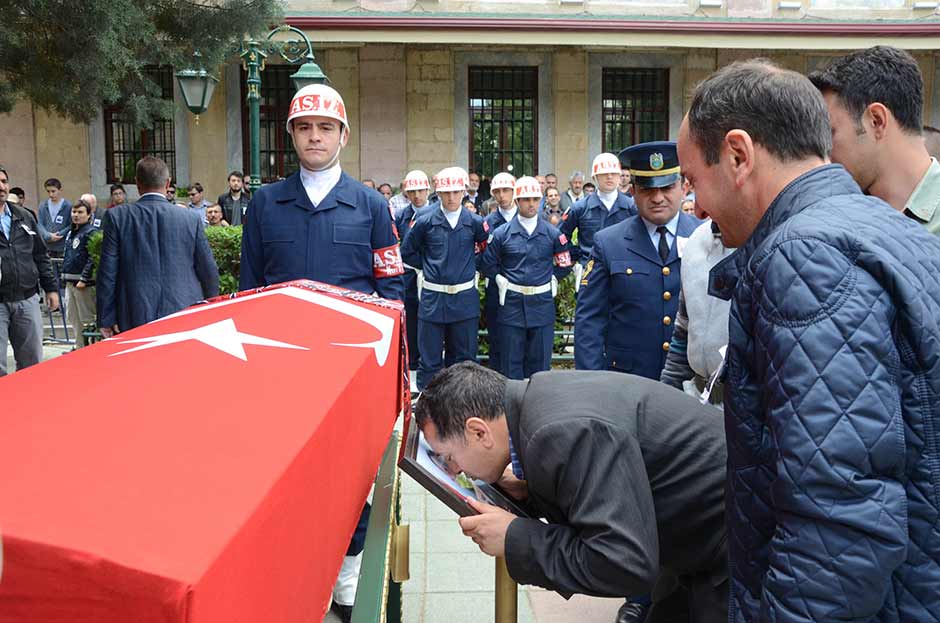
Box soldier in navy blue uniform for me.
[395,170,434,375]
[575,141,700,380]
[237,84,403,623]
[561,152,638,290]
[481,176,572,379]
[239,84,404,303]
[481,172,517,373]
[400,166,488,390]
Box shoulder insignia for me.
[559,233,568,246]
[483,220,490,232]
[581,259,594,286]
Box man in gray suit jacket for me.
[96,156,219,337]
[415,362,728,623]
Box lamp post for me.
[240,25,329,193]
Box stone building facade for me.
[2,0,939,205]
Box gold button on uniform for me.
[662,342,670,351]
[663,316,671,326]
[662,266,670,276]
[663,291,672,301]
[626,268,633,275]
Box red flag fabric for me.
[0,280,407,623]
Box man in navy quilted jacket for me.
[678,59,940,623]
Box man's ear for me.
[866,102,890,140]
[465,417,494,448]
[340,125,350,148]
[724,129,755,188]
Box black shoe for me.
[615,600,649,623]
[330,601,352,623]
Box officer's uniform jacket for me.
[480,217,572,328]
[574,212,699,379]
[395,202,432,302]
[239,170,404,301]
[560,191,636,263]
[61,220,99,285]
[399,207,487,324]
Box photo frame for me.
[398,413,529,518]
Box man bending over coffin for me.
[415,362,728,623]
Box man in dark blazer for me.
[96,156,219,337]
[575,141,701,379]
[415,362,728,623]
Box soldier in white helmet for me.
[560,153,637,291]
[395,170,434,375]
[237,83,404,623]
[480,176,572,379]
[400,167,489,390]
[481,172,517,373]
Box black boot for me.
[615,600,649,623]
[330,601,352,623]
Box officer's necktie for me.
[656,226,670,262]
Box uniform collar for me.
[642,210,680,238]
[508,214,546,237]
[904,157,940,224]
[586,191,631,213]
[276,169,357,213]
[431,205,471,227]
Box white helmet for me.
[490,172,516,191]
[286,84,349,133]
[513,176,542,200]
[591,152,621,177]
[402,170,430,192]
[435,167,469,193]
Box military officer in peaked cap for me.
[575,141,701,380]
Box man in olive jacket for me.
[416,362,728,623]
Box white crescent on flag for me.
[115,286,396,367]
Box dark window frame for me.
[468,66,538,179]
[240,64,298,183]
[103,66,177,184]
[601,68,670,154]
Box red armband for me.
[373,244,405,278]
[559,233,568,245]
[554,251,572,268]
[475,240,487,255]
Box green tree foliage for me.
[0,0,284,125]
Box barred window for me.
[469,67,538,179]
[241,65,298,183]
[601,68,669,154]
[104,66,176,184]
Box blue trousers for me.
[500,324,553,380]
[485,302,503,374]
[404,297,420,371]
[417,316,479,389]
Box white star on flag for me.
[109,318,309,361]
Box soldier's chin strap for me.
[310,144,344,172]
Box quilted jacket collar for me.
[708,164,855,301]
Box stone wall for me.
[0,100,39,204]
[359,44,408,186]
[406,48,456,177]
[33,107,91,205]
[187,73,230,202]
[322,48,362,179]
[552,50,589,182]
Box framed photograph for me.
[398,414,529,518]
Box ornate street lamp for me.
[174,51,219,124]
[241,25,329,192]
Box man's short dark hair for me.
[414,362,506,441]
[110,183,125,193]
[688,59,831,166]
[228,170,244,179]
[378,183,392,192]
[10,187,24,199]
[808,46,923,135]
[72,199,93,214]
[135,157,170,190]
[44,178,62,189]
[545,173,557,179]
[188,182,204,194]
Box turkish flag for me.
[0,280,407,623]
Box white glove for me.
[573,262,584,293]
[495,274,509,306]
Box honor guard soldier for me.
[481,177,572,379]
[574,141,700,380]
[481,172,517,373]
[561,152,637,291]
[239,83,404,302]
[400,167,489,390]
[237,83,403,623]
[395,170,434,375]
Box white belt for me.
[573,262,585,293]
[495,274,557,306]
[419,274,477,298]
[403,262,420,273]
